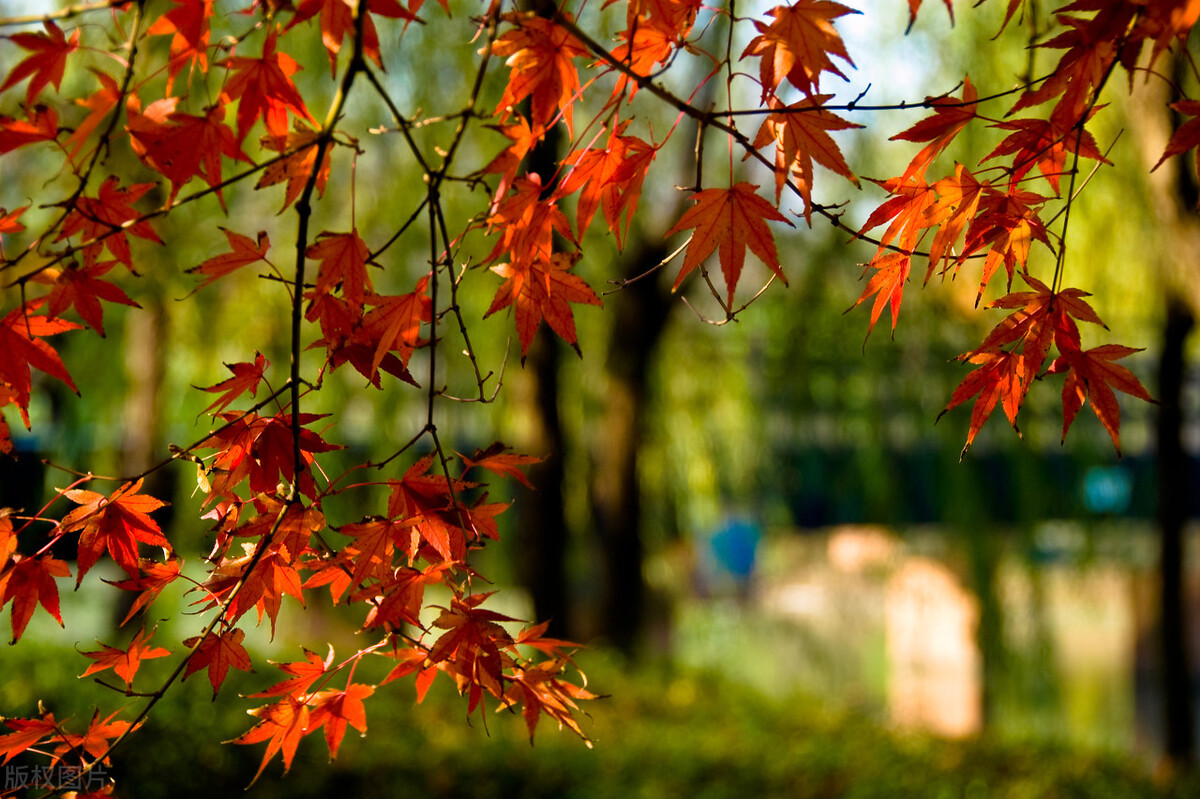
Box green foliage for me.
[4,639,1190,798]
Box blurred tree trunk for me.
[514,329,572,638]
[1137,51,1200,769]
[1158,294,1195,766]
[115,297,175,629]
[589,242,672,654]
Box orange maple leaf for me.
[890,76,976,180]
[559,125,657,247]
[146,0,214,92]
[0,553,71,644]
[491,14,588,134]
[0,105,58,154]
[249,646,334,698]
[59,478,170,583]
[183,627,254,698]
[63,69,121,163]
[485,252,602,356]
[306,683,375,759]
[79,626,171,688]
[1,20,79,105]
[106,557,182,626]
[850,251,910,340]
[228,695,311,785]
[0,712,61,764]
[741,1,857,100]
[52,709,139,765]
[752,95,861,216]
[666,183,793,305]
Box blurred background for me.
[4,0,1200,796]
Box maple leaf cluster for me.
[0,0,1193,792]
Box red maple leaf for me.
[482,116,545,205]
[127,98,251,207]
[186,228,272,291]
[1050,344,1155,453]
[200,352,271,415]
[200,543,304,634]
[609,18,678,102]
[856,174,937,253]
[358,563,452,630]
[0,105,59,154]
[0,204,27,262]
[40,260,140,336]
[459,442,540,489]
[960,186,1051,298]
[0,553,71,644]
[0,300,80,423]
[0,512,13,570]
[79,626,171,688]
[428,593,516,704]
[340,516,407,590]
[0,712,61,764]
[485,252,602,356]
[939,348,1025,455]
[56,176,163,269]
[59,478,170,583]
[484,174,575,270]
[924,164,988,279]
[218,27,315,144]
[307,230,375,312]
[741,1,857,100]
[666,183,793,305]
[182,627,254,698]
[986,106,1110,194]
[290,0,419,76]
[257,122,331,212]
[1153,99,1200,190]
[1,20,79,105]
[501,658,595,743]
[361,275,431,376]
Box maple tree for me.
[0,0,1193,793]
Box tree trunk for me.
[590,241,672,654]
[1158,294,1195,767]
[514,330,571,638]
